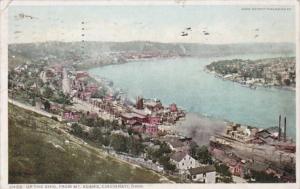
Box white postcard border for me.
[1,0,299,189]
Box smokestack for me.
[284,117,287,142]
[278,115,281,141]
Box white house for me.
[170,151,199,173]
[187,165,216,183]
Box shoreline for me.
[203,67,296,92]
[76,56,296,141]
[76,56,186,71]
[86,69,297,142]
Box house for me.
[136,96,144,109]
[223,158,244,177]
[246,137,265,144]
[144,99,163,111]
[63,111,81,122]
[52,65,63,75]
[87,112,98,119]
[131,125,145,133]
[147,116,161,125]
[162,136,189,152]
[121,112,147,125]
[169,103,178,112]
[78,91,92,101]
[187,165,216,183]
[76,71,89,79]
[266,167,282,178]
[256,129,271,139]
[266,126,280,138]
[144,123,158,136]
[210,148,226,161]
[131,107,149,117]
[49,102,62,114]
[85,84,98,94]
[45,68,55,78]
[170,151,199,173]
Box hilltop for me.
[8,41,295,70]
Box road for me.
[232,176,247,183]
[62,68,71,94]
[73,97,115,121]
[8,98,62,121]
[8,98,173,183]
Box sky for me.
[8,5,296,44]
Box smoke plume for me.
[175,113,226,145]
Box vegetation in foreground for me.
[8,104,164,183]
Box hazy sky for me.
[8,5,295,44]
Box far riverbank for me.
[87,56,296,139]
[203,67,296,92]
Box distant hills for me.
[8,41,295,68]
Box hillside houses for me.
[206,57,296,88]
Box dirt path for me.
[9,98,62,121]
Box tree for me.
[158,155,176,171]
[215,163,231,177]
[283,79,291,86]
[215,163,233,183]
[189,141,199,158]
[53,92,72,105]
[250,171,279,183]
[196,146,213,164]
[102,135,110,146]
[89,127,103,144]
[71,123,83,137]
[127,127,134,136]
[95,117,105,127]
[43,100,51,111]
[189,143,213,164]
[128,136,144,156]
[111,120,120,130]
[43,86,54,99]
[91,88,107,98]
[274,72,282,85]
[110,134,129,153]
[80,115,96,127]
[159,142,172,154]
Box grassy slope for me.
[9,104,163,183]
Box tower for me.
[284,117,287,142]
[278,115,281,141]
[136,96,144,109]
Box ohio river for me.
[89,54,296,139]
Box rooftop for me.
[170,151,188,162]
[121,112,146,119]
[131,108,149,116]
[161,136,185,149]
[188,165,216,175]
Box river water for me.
[88,54,296,139]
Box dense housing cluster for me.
[206,57,296,89]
